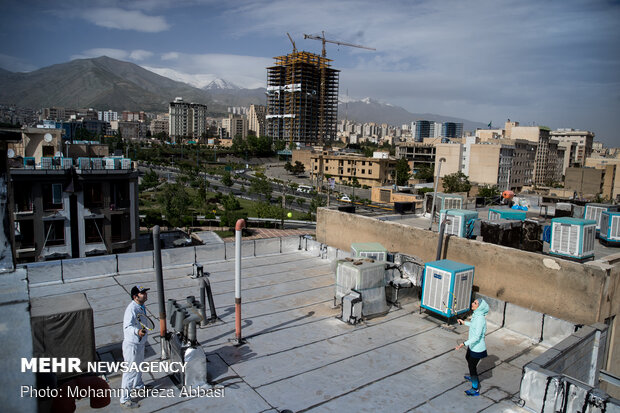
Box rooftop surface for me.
[27,247,545,412]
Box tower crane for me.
[303,31,375,57]
[286,32,297,53]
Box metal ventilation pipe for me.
[153,225,169,359]
[235,219,246,344]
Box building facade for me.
[396,142,436,173]
[248,104,266,137]
[310,153,396,187]
[550,129,594,166]
[168,97,208,141]
[221,114,248,140]
[11,158,139,263]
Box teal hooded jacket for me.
[464,299,489,353]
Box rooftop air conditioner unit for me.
[61,158,73,169]
[335,259,388,317]
[549,217,596,261]
[599,211,620,246]
[421,259,474,318]
[584,203,620,232]
[439,209,478,238]
[104,158,115,170]
[488,208,526,221]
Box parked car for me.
[339,195,351,202]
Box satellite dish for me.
[55,151,63,157]
[44,133,53,143]
[7,149,15,158]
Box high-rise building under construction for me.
[266,51,339,145]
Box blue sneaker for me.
[464,375,472,381]
[465,388,480,396]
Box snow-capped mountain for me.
[203,79,240,90]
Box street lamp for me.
[428,157,446,230]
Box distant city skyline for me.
[0,0,618,146]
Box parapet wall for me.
[316,207,620,384]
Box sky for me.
[0,0,619,145]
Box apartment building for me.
[149,114,169,136]
[222,114,248,139]
[168,97,208,141]
[248,104,266,137]
[585,156,620,201]
[550,129,594,165]
[310,152,396,187]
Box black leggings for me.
[466,349,481,378]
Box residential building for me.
[266,51,339,145]
[118,121,146,141]
[550,129,594,165]
[149,114,169,137]
[98,110,118,122]
[168,97,208,141]
[310,152,396,187]
[6,127,139,262]
[121,111,147,122]
[434,143,464,178]
[509,126,562,186]
[41,107,66,121]
[222,114,248,140]
[9,127,63,158]
[248,104,266,137]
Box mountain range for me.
[0,56,486,130]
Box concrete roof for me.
[21,246,548,412]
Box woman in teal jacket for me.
[455,298,489,396]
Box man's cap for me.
[131,285,150,297]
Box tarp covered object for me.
[30,293,96,379]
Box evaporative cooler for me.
[439,209,478,238]
[421,259,474,318]
[584,203,620,232]
[549,217,596,260]
[599,211,620,246]
[488,208,526,221]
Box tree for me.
[414,164,434,182]
[249,175,272,200]
[140,168,159,190]
[296,197,305,209]
[394,158,412,186]
[442,172,471,194]
[284,162,294,174]
[221,171,233,187]
[160,183,190,228]
[293,161,305,176]
[477,185,500,198]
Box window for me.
[44,220,65,246]
[83,183,103,208]
[111,182,130,209]
[14,184,33,212]
[85,219,104,244]
[111,214,130,242]
[16,220,35,249]
[43,184,63,210]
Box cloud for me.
[161,52,180,61]
[0,54,37,72]
[80,8,170,32]
[129,50,154,61]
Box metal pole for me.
[153,225,169,359]
[234,219,246,344]
[428,157,446,230]
[436,218,449,260]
